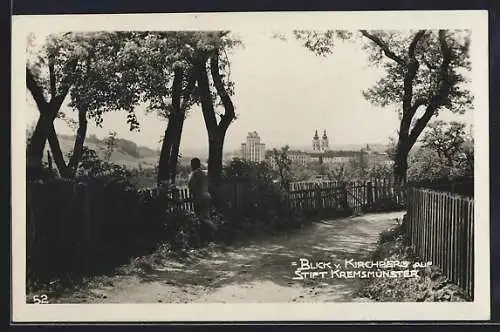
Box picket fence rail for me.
[138,177,406,216]
[404,187,474,299]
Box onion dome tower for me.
[312,129,320,151]
[321,130,329,151]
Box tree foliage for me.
[271,146,293,189]
[75,146,133,181]
[359,30,472,117]
[26,32,141,179]
[277,30,352,56]
[417,120,473,177]
[26,31,241,184]
[327,163,352,183]
[67,32,143,130]
[292,29,473,184]
[421,121,465,163]
[223,158,276,182]
[290,162,329,181]
[102,31,242,185]
[130,31,240,117]
[27,32,141,127]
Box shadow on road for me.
[136,212,402,297]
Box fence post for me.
[366,181,373,208]
[404,186,474,299]
[315,184,323,218]
[342,183,349,213]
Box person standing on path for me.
[188,157,217,243]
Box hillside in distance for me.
[51,134,160,169]
[45,134,391,169]
[50,134,211,169]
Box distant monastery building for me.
[265,129,392,168]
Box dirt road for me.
[57,211,405,303]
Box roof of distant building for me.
[322,150,359,157]
[247,131,260,138]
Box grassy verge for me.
[354,217,471,302]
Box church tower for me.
[312,129,320,151]
[321,129,329,151]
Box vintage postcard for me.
[11,10,490,322]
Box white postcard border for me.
[11,10,490,322]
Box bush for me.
[220,159,305,231]
[408,176,473,197]
[74,147,133,181]
[378,224,403,244]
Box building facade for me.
[241,131,266,163]
[264,130,392,171]
[288,150,312,165]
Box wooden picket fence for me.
[404,187,474,299]
[288,178,405,216]
[289,180,344,191]
[139,179,285,214]
[27,180,168,281]
[143,177,406,217]
[138,185,195,213]
[288,184,348,216]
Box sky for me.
[25,31,474,154]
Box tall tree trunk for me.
[27,110,55,180]
[64,56,92,177]
[26,59,77,180]
[360,30,428,188]
[167,68,196,184]
[393,116,410,186]
[195,50,236,204]
[393,132,410,186]
[208,50,235,184]
[67,107,88,176]
[207,131,225,208]
[393,152,408,186]
[168,113,186,184]
[157,124,174,186]
[157,111,184,186]
[43,107,88,179]
[208,131,225,185]
[157,67,184,186]
[46,125,72,178]
[195,53,219,184]
[166,67,184,185]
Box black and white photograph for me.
[11,11,490,322]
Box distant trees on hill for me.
[57,133,158,160]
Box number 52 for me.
[33,295,49,304]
